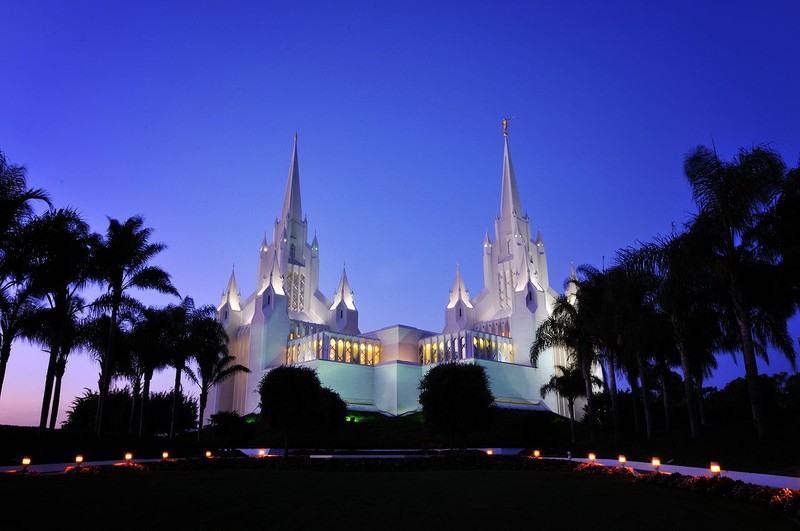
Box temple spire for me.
[500,133,522,221]
[280,135,302,224]
[331,265,356,310]
[219,266,241,311]
[447,263,473,309]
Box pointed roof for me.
[516,252,544,293]
[331,265,356,310]
[483,230,492,247]
[311,232,319,250]
[500,137,522,220]
[264,257,285,296]
[565,260,578,303]
[260,233,268,252]
[447,264,473,309]
[219,267,241,311]
[280,135,302,224]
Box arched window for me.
[290,243,296,259]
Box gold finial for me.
[502,116,515,137]
[294,131,298,143]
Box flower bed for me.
[634,471,800,517]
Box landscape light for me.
[258,449,266,457]
[651,457,661,471]
[124,452,133,461]
[75,455,84,465]
[618,455,627,467]
[486,449,494,456]
[710,462,721,477]
[21,456,31,470]
[162,451,170,460]
[533,449,540,458]
[588,452,596,462]
[205,450,212,458]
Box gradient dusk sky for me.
[1,1,799,426]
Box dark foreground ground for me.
[1,458,798,531]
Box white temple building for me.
[211,128,570,419]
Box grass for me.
[1,462,798,530]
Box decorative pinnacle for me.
[502,116,515,137]
[294,131,298,144]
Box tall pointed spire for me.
[219,266,241,311]
[447,264,473,309]
[500,135,523,220]
[265,256,285,295]
[331,265,356,310]
[280,134,302,224]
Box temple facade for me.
[211,129,571,419]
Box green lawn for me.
[2,467,797,530]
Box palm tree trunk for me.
[96,298,120,435]
[197,390,207,443]
[694,375,707,425]
[636,352,653,441]
[629,373,642,434]
[660,374,670,432]
[579,357,595,443]
[48,355,67,430]
[39,319,63,432]
[731,290,764,436]
[605,352,621,444]
[129,377,141,435]
[0,335,12,401]
[169,365,182,440]
[673,322,699,437]
[139,374,152,438]
[568,401,576,444]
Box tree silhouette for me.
[418,361,495,451]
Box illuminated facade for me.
[211,131,571,420]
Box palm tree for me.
[25,294,86,429]
[189,315,249,442]
[0,151,50,400]
[540,363,600,443]
[24,208,92,431]
[0,150,50,247]
[161,296,218,440]
[91,215,179,435]
[684,144,796,436]
[0,236,39,401]
[531,284,602,442]
[128,306,173,437]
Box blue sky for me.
[1,1,799,426]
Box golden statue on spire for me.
[502,116,514,137]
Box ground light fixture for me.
[486,449,493,456]
[258,449,266,457]
[710,462,721,477]
[75,455,84,467]
[651,457,661,472]
[21,456,31,472]
[124,452,133,463]
[618,455,627,467]
[162,451,170,460]
[533,449,540,458]
[205,450,213,458]
[588,452,596,463]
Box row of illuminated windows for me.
[285,333,380,366]
[418,332,513,365]
[329,338,380,365]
